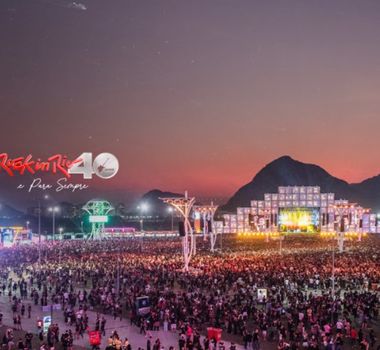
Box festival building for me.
[223,186,379,234]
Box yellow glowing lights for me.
[280,211,311,227]
[237,231,280,238]
[319,231,367,239]
[237,231,369,241]
[278,208,319,233]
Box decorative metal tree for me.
[193,202,218,252]
[160,191,195,271]
[82,199,113,239]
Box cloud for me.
[68,2,87,10]
[38,0,87,11]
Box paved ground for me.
[0,325,87,350]
[0,270,377,350]
[0,270,245,350]
[0,294,185,349]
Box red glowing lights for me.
[0,153,81,178]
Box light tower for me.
[48,206,59,240]
[193,202,218,252]
[160,191,195,271]
[82,199,113,239]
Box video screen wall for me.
[278,207,320,233]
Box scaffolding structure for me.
[333,202,368,252]
[224,186,376,235]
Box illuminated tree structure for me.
[160,191,195,272]
[193,203,218,252]
[82,199,113,239]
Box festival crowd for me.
[0,235,378,350]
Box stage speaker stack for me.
[207,220,213,233]
[178,221,185,236]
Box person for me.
[203,337,209,350]
[107,335,114,348]
[25,332,33,350]
[351,327,358,345]
[252,329,260,350]
[153,338,161,350]
[16,338,24,350]
[121,338,129,350]
[0,234,378,350]
[335,331,344,349]
[163,318,168,332]
[126,338,132,350]
[100,317,106,337]
[140,319,146,335]
[360,338,369,350]
[114,337,122,350]
[368,330,376,348]
[16,314,22,330]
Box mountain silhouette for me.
[219,156,380,213]
[127,189,183,216]
[0,202,24,218]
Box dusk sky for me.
[1,0,380,201]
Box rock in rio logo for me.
[0,152,119,179]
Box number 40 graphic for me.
[69,152,119,179]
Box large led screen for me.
[278,208,320,233]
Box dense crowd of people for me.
[0,234,378,350]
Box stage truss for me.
[333,203,368,252]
